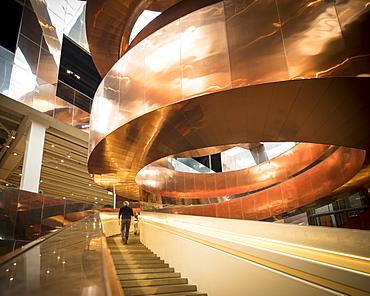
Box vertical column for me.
[250,143,269,165]
[113,185,117,209]
[20,116,49,193]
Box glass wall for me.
[305,189,370,227]
[0,0,93,133]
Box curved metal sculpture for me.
[86,0,370,220]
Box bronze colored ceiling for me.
[86,0,370,219]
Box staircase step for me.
[123,284,197,296]
[107,235,207,296]
[116,267,175,274]
[116,263,169,269]
[110,250,154,254]
[121,277,188,288]
[119,272,181,281]
[148,292,208,296]
[112,253,158,259]
[114,259,165,264]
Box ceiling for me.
[0,94,114,206]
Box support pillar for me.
[250,143,269,165]
[20,116,49,193]
[113,185,117,209]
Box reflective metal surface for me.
[85,0,220,76]
[87,0,370,219]
[154,146,366,220]
[137,143,329,198]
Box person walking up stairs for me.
[107,234,207,296]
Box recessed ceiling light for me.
[13,152,17,155]
[51,144,55,148]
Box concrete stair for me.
[107,235,207,296]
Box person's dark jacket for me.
[118,205,134,219]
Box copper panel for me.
[221,87,248,144]
[160,105,208,150]
[118,42,146,126]
[241,196,256,220]
[277,0,352,78]
[195,92,234,147]
[202,204,217,217]
[267,185,283,217]
[179,2,231,98]
[147,0,184,12]
[216,201,230,219]
[325,149,346,192]
[86,0,221,76]
[307,163,331,201]
[225,0,289,87]
[191,205,204,216]
[246,84,275,142]
[309,79,370,144]
[254,191,269,221]
[85,0,144,76]
[281,180,299,213]
[144,20,182,111]
[223,170,236,196]
[296,78,362,141]
[277,79,333,141]
[263,80,304,141]
[335,0,370,76]
[228,199,243,220]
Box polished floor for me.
[107,235,207,296]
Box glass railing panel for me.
[0,213,116,296]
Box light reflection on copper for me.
[87,0,370,219]
[136,143,330,199]
[151,146,366,220]
[316,54,370,78]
